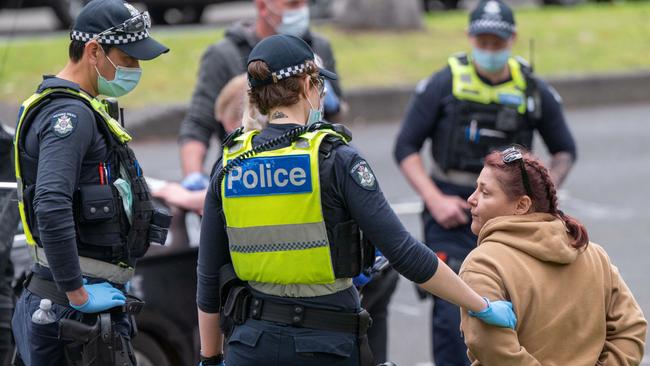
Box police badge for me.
[51,112,77,138]
[350,159,377,191]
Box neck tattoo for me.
[270,111,288,120]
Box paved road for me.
[131,102,650,365]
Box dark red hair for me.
[484,149,589,250]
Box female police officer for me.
[196,34,517,366]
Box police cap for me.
[70,0,169,60]
[469,0,516,40]
[247,34,337,88]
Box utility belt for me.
[31,245,134,285]
[223,286,371,337]
[24,273,143,315]
[222,286,374,366]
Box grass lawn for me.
[0,2,648,108]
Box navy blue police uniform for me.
[11,0,169,364]
[393,2,576,364]
[199,123,440,366]
[11,76,137,366]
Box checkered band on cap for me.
[470,19,516,34]
[70,30,150,45]
[271,62,307,83]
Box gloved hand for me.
[70,282,126,313]
[353,272,372,288]
[468,297,517,329]
[181,172,209,191]
[322,80,341,115]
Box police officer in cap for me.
[11,0,169,364]
[394,1,577,364]
[197,34,517,366]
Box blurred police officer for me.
[0,124,18,366]
[197,34,517,366]
[178,0,344,192]
[393,1,576,365]
[11,1,169,364]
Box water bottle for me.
[31,299,56,325]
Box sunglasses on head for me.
[501,146,534,198]
[95,11,151,39]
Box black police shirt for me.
[197,123,439,313]
[24,76,109,292]
[393,64,577,195]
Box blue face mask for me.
[306,78,325,125]
[269,4,310,37]
[472,47,511,73]
[96,53,142,97]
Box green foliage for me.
[0,2,648,107]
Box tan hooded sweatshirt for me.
[460,213,647,366]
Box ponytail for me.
[526,158,589,250]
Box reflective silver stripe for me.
[250,278,353,297]
[230,240,327,253]
[227,222,329,253]
[32,246,134,285]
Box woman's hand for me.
[468,297,517,329]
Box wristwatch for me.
[200,353,224,365]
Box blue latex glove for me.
[181,172,209,191]
[322,80,340,115]
[353,272,372,288]
[468,297,517,329]
[70,282,126,313]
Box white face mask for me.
[265,1,310,37]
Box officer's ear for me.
[300,75,312,100]
[85,40,102,66]
[508,32,517,48]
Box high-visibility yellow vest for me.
[448,54,528,114]
[221,129,347,285]
[14,87,131,246]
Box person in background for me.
[460,147,646,365]
[153,74,266,213]
[178,0,345,192]
[393,0,577,364]
[0,124,18,366]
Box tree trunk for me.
[335,0,423,31]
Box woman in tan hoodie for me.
[459,147,647,366]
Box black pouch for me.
[75,185,123,247]
[220,286,251,338]
[78,185,116,223]
[329,220,362,278]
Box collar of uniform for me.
[38,75,80,93]
[38,75,96,98]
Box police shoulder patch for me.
[50,112,77,138]
[349,159,377,191]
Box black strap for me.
[248,297,371,337]
[25,274,69,306]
